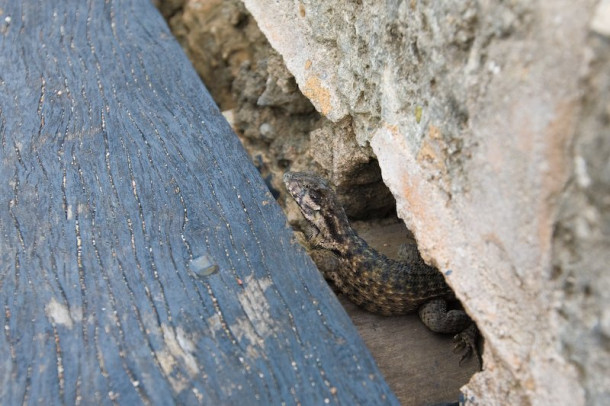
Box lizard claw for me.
[452,324,481,368]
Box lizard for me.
[283,171,478,363]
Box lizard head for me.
[283,171,352,251]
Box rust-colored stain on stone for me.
[382,122,400,136]
[378,123,445,251]
[536,100,575,256]
[303,75,332,116]
[417,124,447,175]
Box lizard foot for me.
[452,324,481,369]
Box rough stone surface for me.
[240,0,607,404]
[159,0,395,220]
[551,29,610,405]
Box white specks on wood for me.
[45,298,74,329]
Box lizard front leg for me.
[418,299,479,366]
[418,299,471,333]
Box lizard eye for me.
[303,192,322,211]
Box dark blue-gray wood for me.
[0,1,398,405]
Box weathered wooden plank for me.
[0,1,397,404]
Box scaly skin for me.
[283,171,478,362]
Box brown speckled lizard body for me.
[284,171,478,362]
